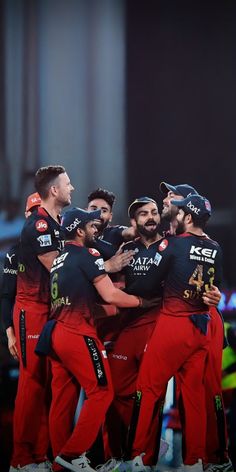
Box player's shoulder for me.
[122,239,138,251]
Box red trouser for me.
[177,307,229,464]
[11,301,50,467]
[104,309,159,459]
[131,313,210,466]
[49,322,114,461]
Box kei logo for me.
[36,219,48,232]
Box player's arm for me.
[104,248,134,273]
[93,274,140,308]
[38,251,59,271]
[121,226,136,241]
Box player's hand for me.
[6,327,19,360]
[202,284,221,307]
[139,296,162,310]
[104,249,135,273]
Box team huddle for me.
[1,165,234,472]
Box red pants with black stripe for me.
[104,309,159,459]
[131,313,210,466]
[49,322,114,463]
[11,301,50,467]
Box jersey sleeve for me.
[93,239,117,260]
[80,247,106,282]
[24,217,60,255]
[103,226,127,247]
[1,244,18,329]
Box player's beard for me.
[161,205,179,222]
[176,220,186,235]
[137,220,160,239]
[84,233,95,246]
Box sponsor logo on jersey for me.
[27,334,40,339]
[51,252,69,271]
[158,239,168,251]
[95,258,105,270]
[3,268,17,275]
[6,253,15,264]
[36,219,48,232]
[153,252,162,266]
[189,245,217,263]
[54,229,60,238]
[129,256,159,272]
[37,234,52,247]
[89,248,100,256]
[112,353,128,361]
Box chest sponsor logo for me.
[189,245,217,263]
[6,253,15,264]
[129,255,159,272]
[95,258,104,270]
[158,239,168,251]
[37,234,52,247]
[36,219,48,232]
[89,248,100,256]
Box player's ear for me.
[130,218,137,230]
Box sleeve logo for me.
[37,234,52,247]
[95,258,105,270]
[158,239,168,251]
[89,248,100,256]
[36,219,48,232]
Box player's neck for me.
[41,199,62,222]
[139,233,162,248]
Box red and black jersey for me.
[16,207,64,305]
[49,242,106,336]
[154,232,223,315]
[122,238,167,299]
[1,243,19,329]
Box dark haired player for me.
[128,195,223,472]
[87,187,136,248]
[10,166,74,472]
[160,182,232,472]
[37,207,153,472]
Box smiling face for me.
[133,202,160,239]
[53,172,74,208]
[161,190,184,222]
[87,198,112,233]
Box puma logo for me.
[6,253,15,265]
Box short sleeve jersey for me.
[152,232,223,315]
[50,241,106,335]
[16,207,64,305]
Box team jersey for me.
[49,242,106,335]
[1,243,19,329]
[152,232,223,315]
[16,207,64,305]
[122,238,166,299]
